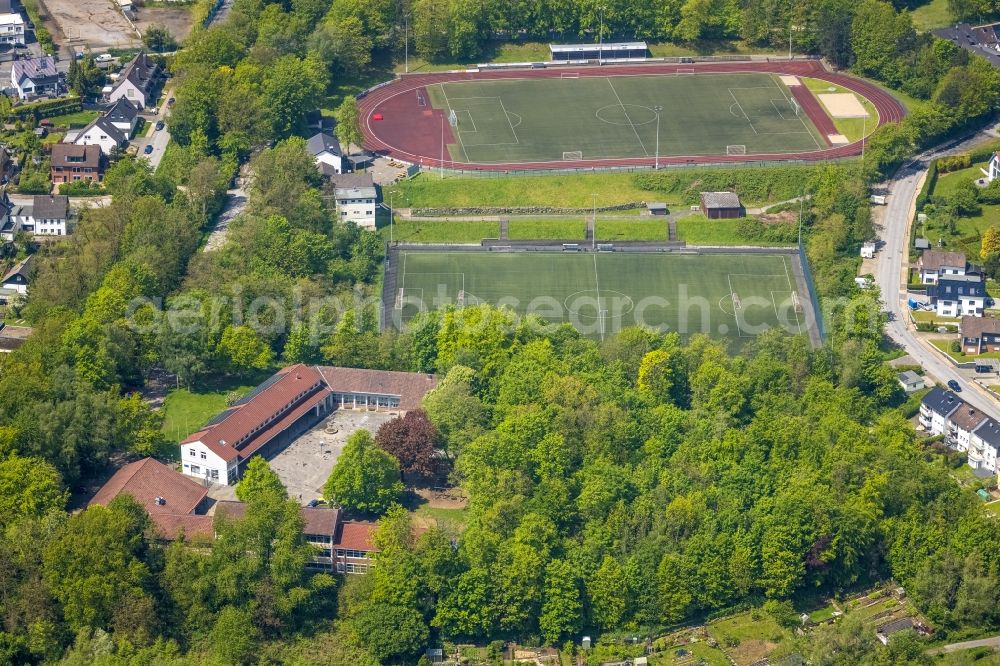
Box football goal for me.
[726,145,747,156]
[563,150,583,160]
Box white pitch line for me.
[606,78,650,157]
[439,84,471,162]
[496,96,520,145]
[728,89,758,135]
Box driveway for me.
[875,131,1000,420]
[135,88,173,172]
[926,635,1000,656]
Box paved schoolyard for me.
[267,409,398,504]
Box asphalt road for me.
[875,132,1000,420]
[136,88,174,172]
[926,634,1000,655]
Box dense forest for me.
[1,0,1000,662]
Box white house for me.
[73,116,127,156]
[897,371,924,393]
[107,52,161,110]
[982,151,1000,183]
[970,419,1000,473]
[30,195,69,236]
[919,387,962,435]
[306,132,345,174]
[948,404,987,453]
[0,254,33,297]
[927,274,986,318]
[918,249,967,284]
[861,241,876,259]
[103,97,140,138]
[332,173,377,229]
[10,56,59,100]
[0,11,24,46]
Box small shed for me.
[861,241,876,258]
[646,202,668,216]
[876,618,915,645]
[915,237,930,250]
[699,191,744,219]
[581,637,592,650]
[897,370,924,393]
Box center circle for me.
[595,104,658,127]
[563,289,636,321]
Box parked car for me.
[306,499,320,508]
[167,97,175,106]
[95,53,113,63]
[155,120,164,131]
[947,379,962,392]
[143,144,153,155]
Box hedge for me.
[58,181,104,196]
[12,97,82,120]
[915,158,938,212]
[20,0,53,53]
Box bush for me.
[58,180,103,196]
[950,340,961,352]
[16,171,50,194]
[11,97,81,121]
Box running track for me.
[357,60,905,171]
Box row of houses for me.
[920,387,1000,473]
[0,191,70,237]
[89,457,379,574]
[305,132,379,229]
[0,0,24,48]
[181,363,438,486]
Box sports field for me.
[390,250,809,342]
[424,73,825,164]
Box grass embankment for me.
[378,220,498,243]
[508,219,586,240]
[388,165,820,210]
[918,162,1000,258]
[675,216,795,246]
[801,77,879,143]
[910,0,952,31]
[42,110,100,129]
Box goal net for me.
[560,73,579,79]
[563,151,583,160]
[789,97,802,116]
[677,68,696,75]
[416,90,427,107]
[791,291,803,313]
[457,289,466,307]
[448,109,458,127]
[726,145,747,156]
[731,293,742,310]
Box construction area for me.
[37,0,139,52]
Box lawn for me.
[675,215,795,246]
[391,249,809,343]
[801,77,878,143]
[910,0,952,31]
[415,505,468,529]
[387,165,820,210]
[652,641,730,666]
[597,219,668,241]
[916,163,1000,257]
[425,72,824,163]
[508,219,586,240]
[378,220,498,243]
[910,309,959,325]
[160,379,257,442]
[707,612,792,666]
[42,109,99,129]
[985,499,1000,518]
[927,338,993,362]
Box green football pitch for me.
[391,251,808,341]
[425,72,826,164]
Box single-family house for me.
[30,195,69,236]
[699,192,744,219]
[861,241,876,259]
[948,404,987,452]
[918,250,967,284]
[926,274,986,317]
[960,315,1000,354]
[306,132,345,174]
[0,254,33,302]
[970,418,1000,473]
[919,387,962,435]
[179,364,437,486]
[332,172,377,229]
[103,97,140,138]
[73,116,128,156]
[10,56,59,100]
[107,52,162,109]
[897,371,924,393]
[0,9,24,46]
[983,152,1000,183]
[50,143,103,184]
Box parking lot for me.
[267,409,397,504]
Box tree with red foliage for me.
[374,410,442,483]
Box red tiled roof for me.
[335,521,379,552]
[150,513,214,540]
[89,458,208,515]
[317,366,438,411]
[50,143,101,169]
[183,364,330,462]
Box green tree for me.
[218,325,273,372]
[587,555,627,629]
[211,606,259,665]
[351,603,429,662]
[539,559,582,644]
[142,24,177,52]
[323,430,404,514]
[0,455,67,527]
[235,457,287,503]
[334,96,363,156]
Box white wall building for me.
[73,117,127,156]
[921,388,1000,473]
[928,274,986,318]
[918,250,967,284]
[919,387,962,436]
[983,152,1000,183]
[10,56,59,100]
[306,132,345,174]
[332,173,377,229]
[0,12,25,46]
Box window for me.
[190,465,200,474]
[189,448,196,457]
[210,469,219,480]
[200,451,206,460]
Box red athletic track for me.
[357,60,905,171]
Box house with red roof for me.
[179,364,437,486]
[90,458,380,572]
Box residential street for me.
[875,132,1000,420]
[136,87,174,172]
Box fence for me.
[798,236,826,342]
[419,157,831,179]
